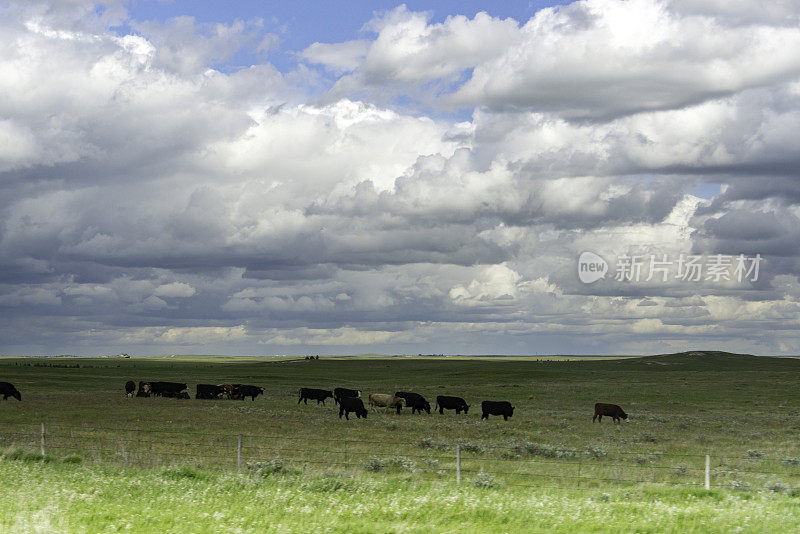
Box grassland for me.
[1,351,799,532]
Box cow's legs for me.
[503,415,508,421]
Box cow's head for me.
[509,406,515,417]
[11,389,21,401]
[422,401,431,414]
[360,408,368,418]
[463,404,471,414]
[621,411,629,421]
[327,390,334,397]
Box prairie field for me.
[1,351,799,532]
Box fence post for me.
[704,454,710,489]
[237,434,243,471]
[456,443,461,484]
[40,422,46,457]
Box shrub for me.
[365,457,385,472]
[473,470,498,488]
[746,449,762,458]
[730,480,751,491]
[638,432,657,443]
[365,456,416,472]
[387,456,417,472]
[674,463,691,475]
[782,457,800,466]
[585,445,607,459]
[61,455,82,464]
[765,481,791,494]
[247,459,284,476]
[458,441,486,454]
[161,465,211,480]
[417,438,435,450]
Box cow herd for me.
[2,379,629,425]
[296,387,518,421]
[128,381,264,401]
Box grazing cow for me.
[338,397,368,420]
[435,395,470,415]
[136,381,152,397]
[481,400,514,421]
[334,387,361,405]
[124,381,135,398]
[233,384,264,401]
[395,392,430,415]
[298,387,334,405]
[368,393,405,414]
[0,382,21,401]
[196,383,227,399]
[218,384,240,400]
[151,382,188,397]
[593,403,628,423]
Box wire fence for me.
[2,420,799,491]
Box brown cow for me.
[368,393,405,414]
[593,403,628,423]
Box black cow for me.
[334,387,361,405]
[136,381,152,397]
[233,384,264,401]
[124,380,135,398]
[298,387,333,405]
[338,397,368,420]
[196,384,227,399]
[151,382,187,397]
[593,402,628,423]
[0,382,21,401]
[481,400,514,421]
[435,395,470,414]
[395,392,430,414]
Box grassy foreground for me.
[1,454,798,533]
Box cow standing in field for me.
[334,387,361,405]
[233,384,264,401]
[298,388,334,405]
[593,403,628,423]
[481,400,514,421]
[435,395,470,415]
[136,381,152,397]
[338,397,368,420]
[124,381,135,398]
[368,393,405,414]
[0,382,21,401]
[395,392,430,414]
[151,382,188,398]
[196,384,227,399]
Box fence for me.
[2,420,799,491]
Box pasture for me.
[1,351,799,532]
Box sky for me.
[1,0,800,356]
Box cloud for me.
[449,0,800,118]
[1,0,800,356]
[299,40,370,73]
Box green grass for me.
[1,351,799,531]
[1,457,798,533]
